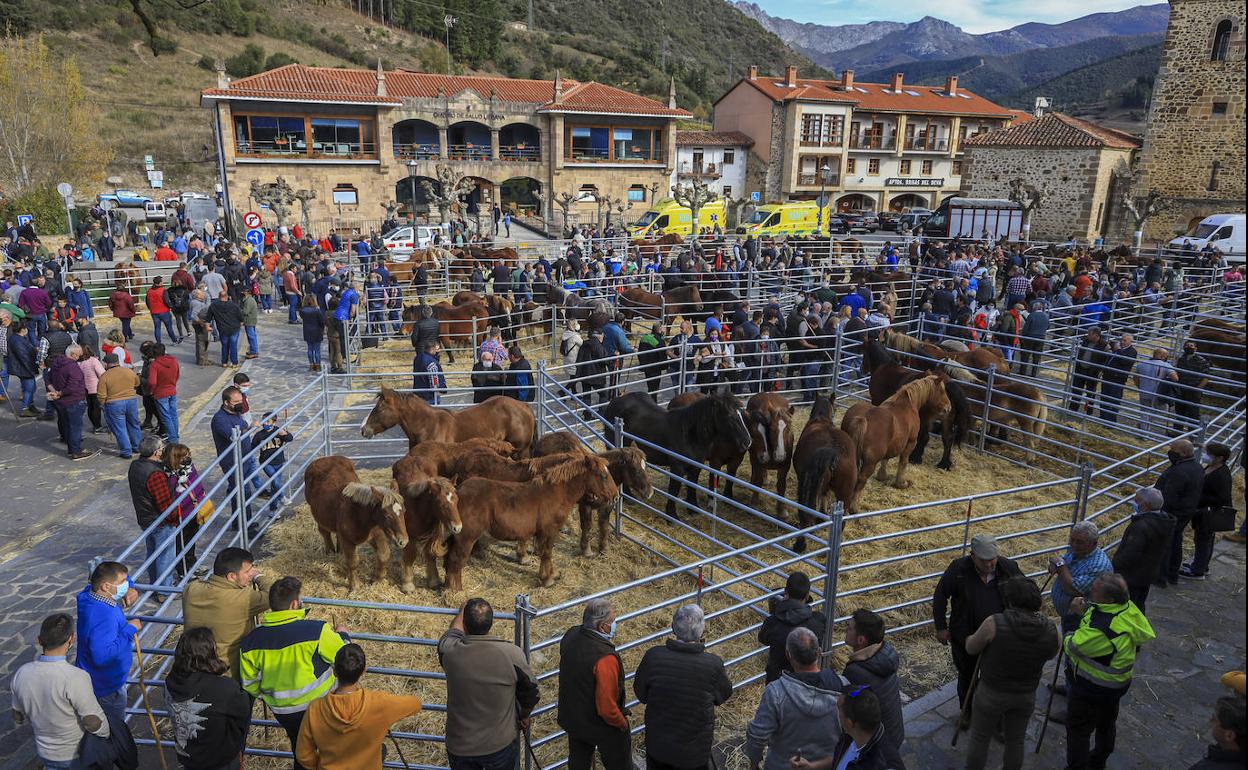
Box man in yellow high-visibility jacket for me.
[1062,573,1155,770]
[240,576,349,770]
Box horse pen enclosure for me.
[106,250,1246,770]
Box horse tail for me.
[842,414,869,472]
[1032,394,1049,438]
[945,381,972,449]
[798,445,841,511]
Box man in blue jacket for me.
[76,561,141,726]
[412,341,447,404]
[601,313,633,398]
[211,386,259,537]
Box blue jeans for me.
[448,739,519,770]
[56,400,86,454]
[97,688,126,728]
[40,756,85,770]
[156,395,179,442]
[0,362,7,397]
[104,399,142,456]
[144,522,178,585]
[245,325,258,356]
[307,342,321,365]
[152,311,177,343]
[288,295,300,323]
[29,314,47,340]
[262,462,285,513]
[17,378,36,410]
[120,317,133,340]
[220,331,239,364]
[260,294,272,310]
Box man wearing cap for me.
[758,572,828,683]
[931,534,1022,721]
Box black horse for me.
[601,391,752,518]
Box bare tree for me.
[249,177,296,228]
[1122,187,1164,251]
[1007,178,1044,242]
[420,164,475,225]
[294,188,318,232]
[671,178,718,242]
[723,193,753,230]
[551,191,578,237]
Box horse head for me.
[749,401,793,464]
[341,481,409,549]
[361,387,412,438]
[707,393,752,454]
[609,446,653,500]
[405,476,462,557]
[810,393,836,422]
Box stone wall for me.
[1134,0,1246,241]
[961,146,1134,241]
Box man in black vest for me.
[557,598,630,770]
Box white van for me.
[1168,213,1246,263]
[144,201,167,223]
[381,224,448,260]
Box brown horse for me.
[618,286,664,320]
[393,437,517,480]
[885,328,1008,376]
[388,468,463,592]
[447,455,618,589]
[304,456,409,591]
[431,301,489,362]
[533,431,584,456]
[1190,319,1246,378]
[362,387,535,453]
[744,393,795,516]
[868,359,971,472]
[792,395,858,552]
[952,373,1050,461]
[841,373,950,494]
[114,263,141,294]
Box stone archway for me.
[499,176,541,215]
[889,193,929,211]
[836,193,876,212]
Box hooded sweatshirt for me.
[843,641,906,755]
[165,670,252,770]
[744,671,843,770]
[47,355,87,407]
[759,598,827,682]
[295,688,422,770]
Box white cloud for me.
[763,0,1154,33]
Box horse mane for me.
[539,455,594,485]
[882,375,942,410]
[342,481,400,510]
[810,395,836,422]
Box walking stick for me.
[388,733,412,769]
[1035,646,1067,754]
[133,635,171,770]
[950,653,983,747]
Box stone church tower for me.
[1131,0,1245,241]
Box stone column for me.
[894,114,907,156]
[490,127,501,161]
[438,126,449,159]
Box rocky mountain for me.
[731,2,904,57]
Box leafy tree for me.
[225,43,266,77]
[264,51,296,71]
[0,33,111,199]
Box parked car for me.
[878,211,901,231]
[847,210,879,231]
[144,201,167,223]
[381,224,450,260]
[98,190,151,207]
[823,215,850,235]
[842,213,874,233]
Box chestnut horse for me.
[744,393,795,515]
[841,373,950,494]
[388,469,462,592]
[792,395,858,552]
[866,347,971,471]
[431,300,489,362]
[362,387,535,453]
[304,456,409,591]
[884,328,1008,376]
[447,454,619,589]
[392,437,517,480]
[945,369,1050,462]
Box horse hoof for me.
[894,480,911,490]
[400,582,416,594]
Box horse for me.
[533,431,584,456]
[113,262,141,294]
[662,285,704,318]
[430,300,489,362]
[362,387,536,454]
[841,373,950,494]
[744,393,795,515]
[547,285,612,323]
[952,374,1050,461]
[792,395,858,552]
[304,456,409,591]
[868,364,971,471]
[700,289,743,314]
[446,454,618,589]
[617,286,664,320]
[388,468,462,592]
[664,391,751,502]
[394,438,518,481]
[601,391,752,518]
[1190,319,1246,379]
[881,327,949,366]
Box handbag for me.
[1204,505,1237,532]
[195,498,217,526]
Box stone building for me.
[1133,0,1246,240]
[712,66,1023,212]
[671,130,753,200]
[201,63,689,230]
[960,113,1141,242]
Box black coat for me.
[411,316,441,352]
[634,639,733,767]
[165,670,252,770]
[843,642,905,756]
[931,555,1023,642]
[758,597,827,682]
[470,363,505,403]
[1155,456,1205,520]
[1112,510,1175,587]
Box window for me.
[722,186,732,198]
[331,184,359,205]
[899,159,911,175]
[627,184,647,202]
[952,160,963,176]
[311,118,373,156]
[846,158,856,174]
[800,113,843,145]
[723,149,735,165]
[1212,101,1228,115]
[1212,20,1233,61]
[232,114,376,158]
[801,114,823,144]
[867,158,880,175]
[567,125,660,161]
[921,160,933,175]
[570,127,610,160]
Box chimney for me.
[748,65,758,81]
[375,58,386,97]
[890,72,903,92]
[784,65,798,87]
[840,69,854,90]
[668,76,677,109]
[215,57,229,89]
[945,75,958,96]
[553,70,563,103]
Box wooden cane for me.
[1035,646,1067,754]
[133,635,171,770]
[950,653,983,747]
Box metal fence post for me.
[535,361,549,438]
[678,338,689,394]
[831,325,844,400]
[1075,462,1093,523]
[820,503,844,664]
[443,255,452,295]
[1062,341,1080,405]
[549,306,559,361]
[977,364,996,451]
[514,593,533,770]
[613,417,625,536]
[232,427,249,550]
[908,271,919,319]
[319,370,334,456]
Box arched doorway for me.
[499,123,540,161]
[499,177,541,215]
[457,177,494,217]
[889,193,928,211]
[392,119,440,159]
[396,176,440,218]
[449,121,491,160]
[836,193,876,212]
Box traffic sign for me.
[16,214,32,228]
[56,182,73,198]
[242,211,263,230]
[750,191,760,202]
[245,228,265,247]
[99,199,116,211]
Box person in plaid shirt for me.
[127,435,180,587]
[1005,268,1032,309]
[477,325,509,368]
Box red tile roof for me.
[1005,109,1035,125]
[202,64,690,117]
[963,112,1142,149]
[733,72,1014,118]
[674,130,754,147]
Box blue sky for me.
[757,0,1152,33]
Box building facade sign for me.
[886,177,945,187]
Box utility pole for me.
[527,0,534,31]
[444,15,457,75]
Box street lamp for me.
[407,159,418,222]
[817,163,832,234]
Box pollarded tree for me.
[671,178,717,242]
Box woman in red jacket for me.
[145,276,180,345]
[107,283,138,341]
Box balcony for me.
[678,161,721,178]
[799,135,844,148]
[446,143,492,161]
[798,172,841,187]
[905,136,950,152]
[499,144,540,162]
[235,139,378,160]
[849,134,895,151]
[393,143,440,161]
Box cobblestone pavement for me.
[900,539,1246,769]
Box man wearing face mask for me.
[1110,487,1174,613]
[232,372,254,418]
[1155,438,1205,587]
[211,386,260,538]
[1173,342,1211,428]
[558,598,630,770]
[75,561,141,727]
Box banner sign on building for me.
[886,177,945,187]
